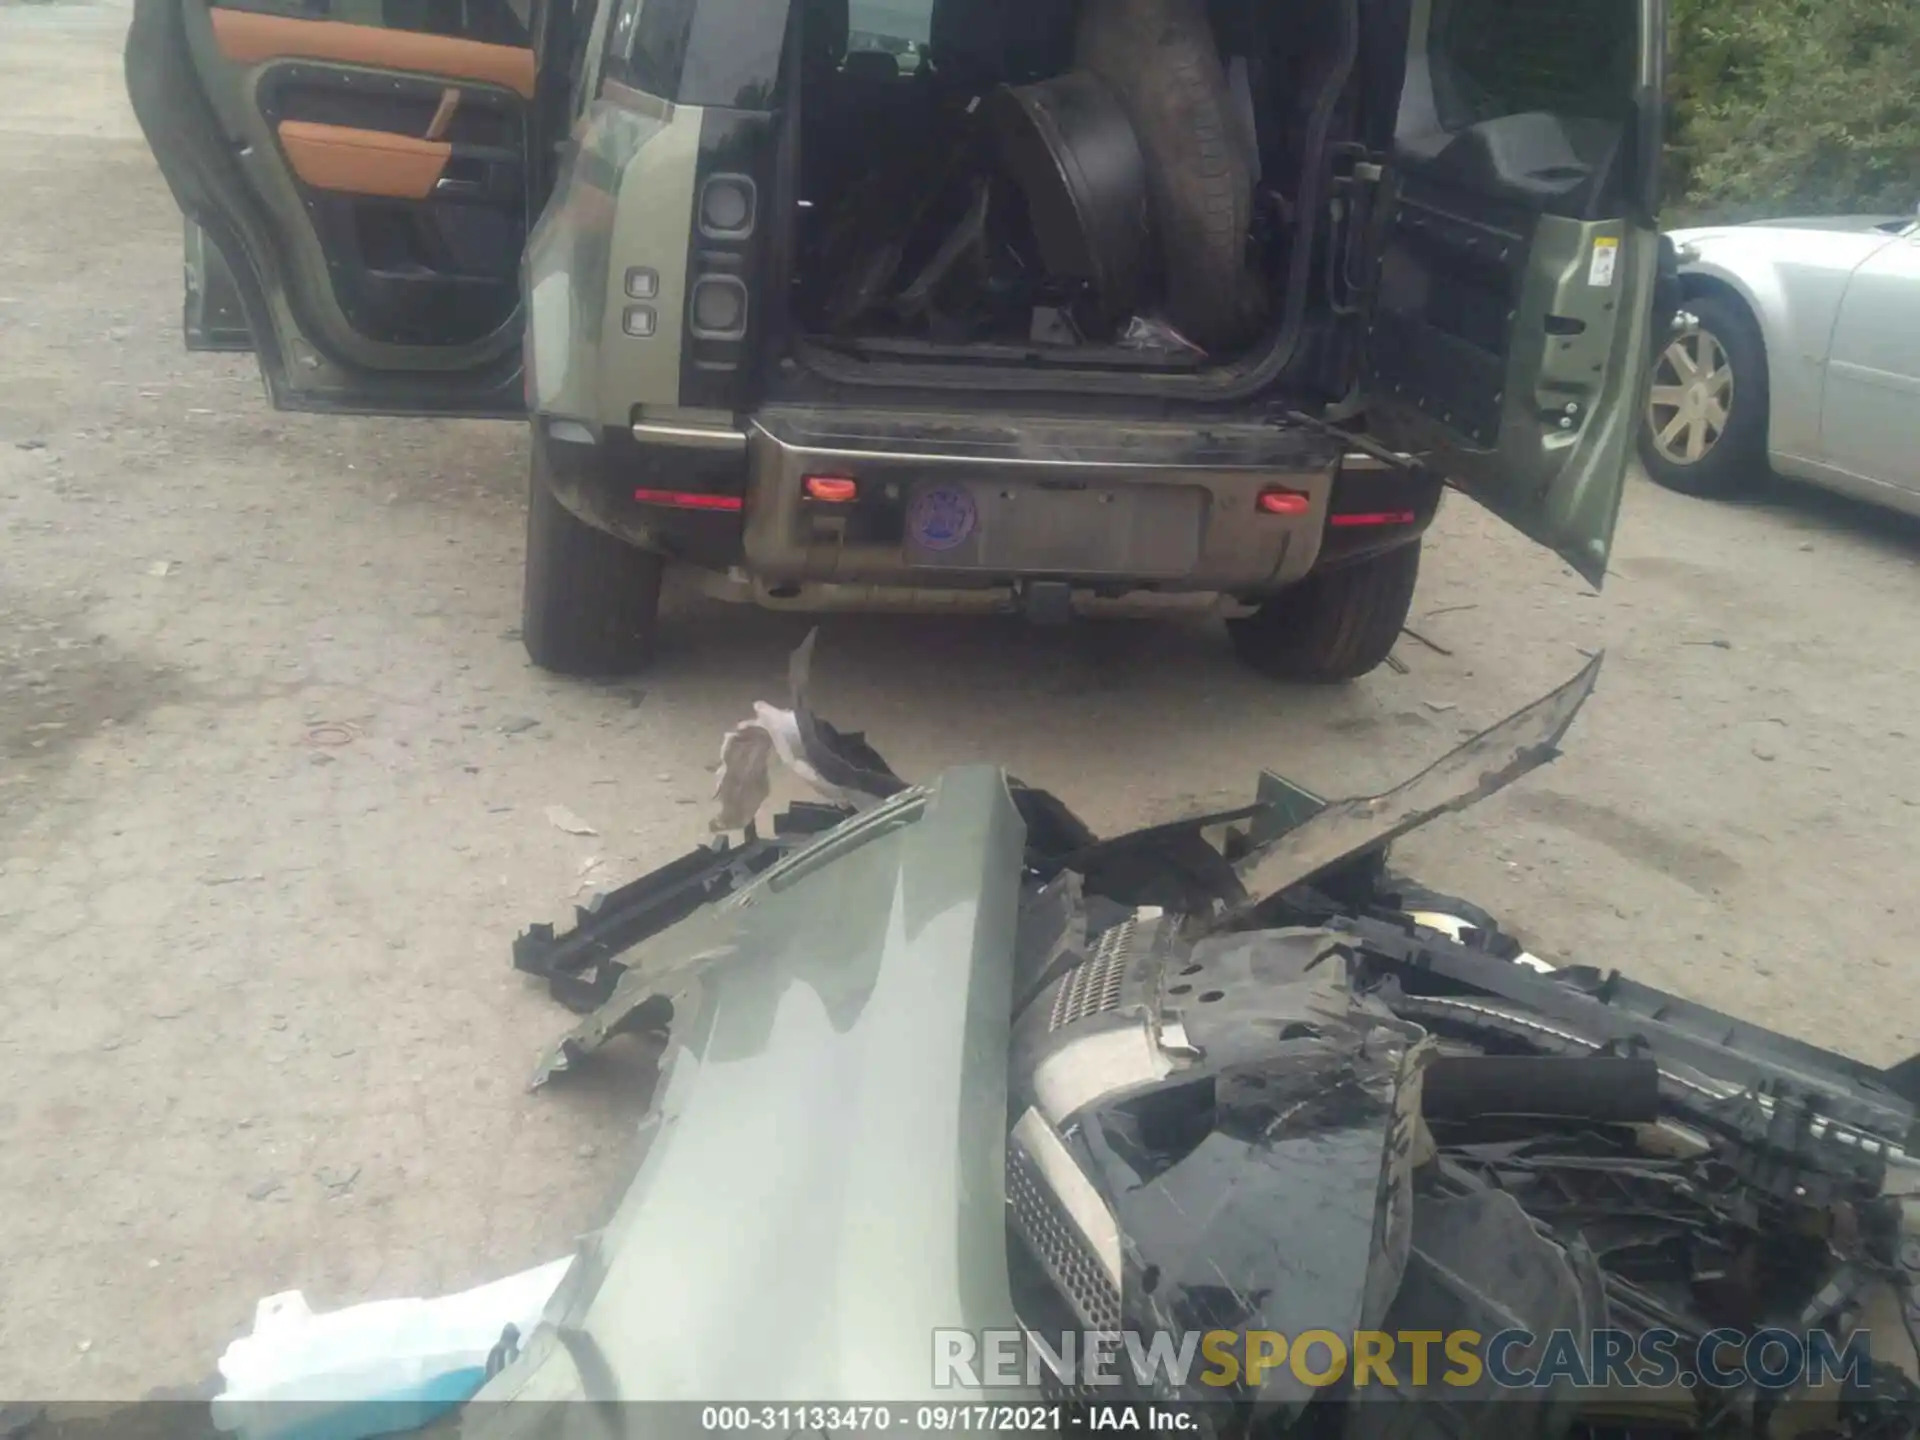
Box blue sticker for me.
[908,485,977,552]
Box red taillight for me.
[802,475,858,502]
[1328,509,1417,528]
[632,488,744,512]
[1256,488,1312,516]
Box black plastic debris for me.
[511,803,847,1014]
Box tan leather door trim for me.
[277,120,452,199]
[210,8,536,98]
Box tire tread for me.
[521,439,664,676]
[1227,542,1421,683]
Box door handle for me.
[435,148,524,203]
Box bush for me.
[1667,0,1920,221]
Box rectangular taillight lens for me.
[1328,509,1417,528]
[633,488,743,512]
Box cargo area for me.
[785,0,1369,384]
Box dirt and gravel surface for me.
[4,0,1920,1403]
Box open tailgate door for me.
[1360,0,1667,586]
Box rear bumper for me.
[538,407,1440,602]
[744,407,1347,593]
[538,418,750,573]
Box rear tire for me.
[1639,291,1769,499]
[522,438,664,676]
[1074,0,1262,352]
[1227,541,1419,683]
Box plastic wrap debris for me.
[711,715,777,833]
[708,628,908,830]
[211,1257,573,1440]
[1116,313,1206,357]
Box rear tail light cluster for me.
[689,274,748,341]
[688,174,755,350]
[1256,487,1415,528]
[698,174,756,239]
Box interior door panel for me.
[1360,0,1663,586]
[206,4,535,347]
[128,0,537,411]
[253,50,529,343]
[277,120,452,197]
[208,8,536,97]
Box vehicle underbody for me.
[490,638,1920,1440]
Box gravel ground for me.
[5,0,1920,1403]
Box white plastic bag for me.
[1116,314,1207,358]
[211,1256,574,1440]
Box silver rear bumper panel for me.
[741,406,1345,593]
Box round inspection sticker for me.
[908,486,978,551]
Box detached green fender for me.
[466,767,1038,1421]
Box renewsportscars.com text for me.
[934,1327,1876,1393]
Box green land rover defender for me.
[128,0,1665,680]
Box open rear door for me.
[1360,0,1666,586]
[184,217,257,352]
[128,0,543,415]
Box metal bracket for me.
[511,802,849,1012]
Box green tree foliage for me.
[1666,0,1920,221]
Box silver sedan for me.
[1640,211,1920,512]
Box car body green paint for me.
[135,0,1669,583]
[525,96,701,426]
[462,769,1034,1415]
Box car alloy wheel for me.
[1646,317,1735,466]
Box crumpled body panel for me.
[467,768,1034,1424]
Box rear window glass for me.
[1429,0,1635,127]
[612,0,936,101]
[847,0,931,70]
[618,0,789,108]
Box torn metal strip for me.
[1216,652,1603,928]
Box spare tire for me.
[1074,0,1263,353]
[983,72,1153,331]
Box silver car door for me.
[1820,227,1920,492]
